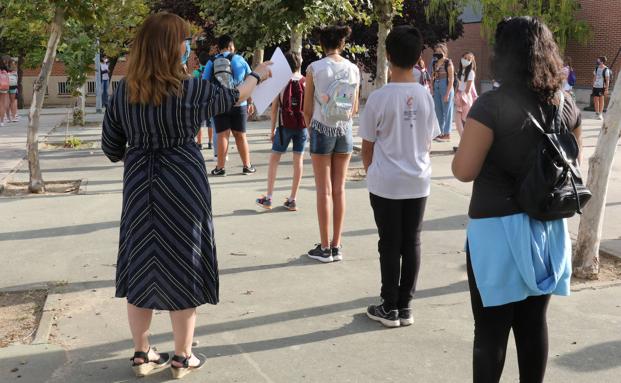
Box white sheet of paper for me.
[251,47,293,116]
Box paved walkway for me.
[0,111,620,382]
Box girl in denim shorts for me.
[303,25,360,263]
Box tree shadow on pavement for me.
[554,340,621,372]
[423,215,468,231]
[0,221,119,242]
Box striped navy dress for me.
[102,78,239,310]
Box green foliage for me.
[97,0,149,60]
[427,0,590,52]
[197,0,362,53]
[64,135,82,148]
[0,1,51,67]
[58,21,98,97]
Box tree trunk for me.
[290,28,303,55]
[573,75,621,279]
[374,0,393,88]
[27,6,65,193]
[17,53,25,109]
[73,83,86,126]
[252,48,264,69]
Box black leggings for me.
[370,194,427,310]
[467,252,551,383]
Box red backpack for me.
[0,71,9,92]
[279,77,306,130]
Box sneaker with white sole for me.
[331,245,343,262]
[211,167,226,176]
[398,308,414,326]
[307,244,333,263]
[366,303,400,328]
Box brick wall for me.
[565,1,621,89]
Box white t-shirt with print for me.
[359,82,440,200]
[593,66,611,88]
[458,70,475,92]
[307,57,360,128]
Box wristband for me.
[248,72,261,84]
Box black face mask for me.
[433,53,444,60]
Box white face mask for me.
[461,58,471,67]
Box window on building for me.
[87,81,96,95]
[57,82,70,96]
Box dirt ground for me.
[0,290,47,347]
[0,180,81,197]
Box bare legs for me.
[127,303,199,367]
[291,152,303,201]
[455,110,465,137]
[170,308,200,367]
[9,93,17,121]
[127,303,158,362]
[330,154,351,247]
[265,152,303,201]
[233,131,251,167]
[594,95,605,115]
[311,153,351,248]
[216,130,252,169]
[0,93,8,125]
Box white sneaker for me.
[598,114,604,121]
[0,122,5,127]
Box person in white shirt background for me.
[100,56,110,107]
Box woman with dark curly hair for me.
[452,17,582,383]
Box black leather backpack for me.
[515,91,592,221]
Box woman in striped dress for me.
[102,12,271,379]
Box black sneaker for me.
[366,303,400,328]
[242,165,256,175]
[211,167,226,176]
[331,245,343,262]
[398,308,414,326]
[207,142,213,150]
[307,244,333,263]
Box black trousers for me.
[467,251,551,383]
[370,193,427,310]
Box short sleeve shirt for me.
[593,66,611,88]
[359,83,440,199]
[458,70,475,92]
[466,87,582,218]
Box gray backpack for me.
[318,67,357,125]
[212,54,236,89]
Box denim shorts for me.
[310,125,353,155]
[272,127,307,153]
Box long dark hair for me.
[492,17,564,104]
[457,52,476,84]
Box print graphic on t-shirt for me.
[404,96,417,128]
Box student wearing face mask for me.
[592,56,611,121]
[431,44,455,142]
[454,52,478,140]
[100,56,110,107]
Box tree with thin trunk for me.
[27,6,65,193]
[573,75,621,279]
[372,0,398,88]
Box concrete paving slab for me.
[0,110,620,382]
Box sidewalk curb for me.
[32,291,60,345]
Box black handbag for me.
[515,91,592,221]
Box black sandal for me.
[170,353,206,379]
[131,347,170,377]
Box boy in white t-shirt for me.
[359,25,440,328]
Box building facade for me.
[443,1,621,104]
